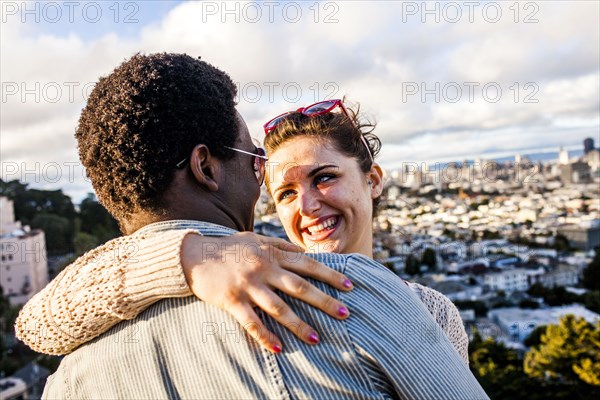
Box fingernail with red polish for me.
[272,344,282,354]
[338,306,349,317]
[308,332,319,344]
[343,279,353,289]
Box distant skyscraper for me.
[584,138,595,154]
[558,147,569,165]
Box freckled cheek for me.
[320,187,347,204]
[320,183,361,212]
[277,205,300,236]
[338,189,361,206]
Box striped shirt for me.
[43,220,488,400]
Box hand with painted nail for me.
[181,231,352,354]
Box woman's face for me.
[267,136,382,256]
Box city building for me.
[583,144,600,172]
[527,264,581,288]
[584,137,595,154]
[488,305,600,342]
[0,377,27,400]
[558,220,600,251]
[560,161,592,184]
[482,268,533,293]
[558,147,570,165]
[0,196,48,305]
[430,280,483,301]
[12,362,51,399]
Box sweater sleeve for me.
[15,229,196,355]
[407,282,470,365]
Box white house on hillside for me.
[0,196,48,305]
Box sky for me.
[1,0,599,202]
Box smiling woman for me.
[263,98,469,361]
[264,99,383,256]
[268,137,381,255]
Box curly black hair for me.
[76,53,238,223]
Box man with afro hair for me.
[76,52,243,232]
[39,53,488,399]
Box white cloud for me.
[1,1,598,202]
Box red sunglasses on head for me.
[263,99,373,161]
[263,99,349,135]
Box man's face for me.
[220,112,262,230]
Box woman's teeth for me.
[307,217,337,234]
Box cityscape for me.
[255,137,600,397]
[1,1,599,398]
[1,144,599,398]
[2,137,600,398]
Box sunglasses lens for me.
[265,113,293,132]
[263,99,344,135]
[303,100,338,116]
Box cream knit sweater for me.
[15,229,469,364]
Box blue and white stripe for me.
[43,220,488,400]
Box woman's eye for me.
[315,174,335,185]
[277,190,295,202]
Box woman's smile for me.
[301,215,341,242]
[267,136,377,256]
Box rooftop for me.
[489,305,600,326]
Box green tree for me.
[31,213,73,255]
[0,287,22,375]
[421,248,437,271]
[544,286,579,306]
[0,180,76,227]
[73,232,98,256]
[442,228,456,240]
[519,299,540,309]
[553,234,570,252]
[404,254,420,275]
[482,229,501,240]
[454,300,488,318]
[524,315,600,387]
[470,331,521,378]
[584,291,600,314]
[527,283,580,307]
[78,193,120,243]
[528,282,547,297]
[468,330,549,399]
[0,286,13,333]
[524,325,547,347]
[582,247,600,291]
[0,179,77,254]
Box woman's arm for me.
[15,229,192,355]
[15,229,352,355]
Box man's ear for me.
[368,163,384,199]
[189,144,219,192]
